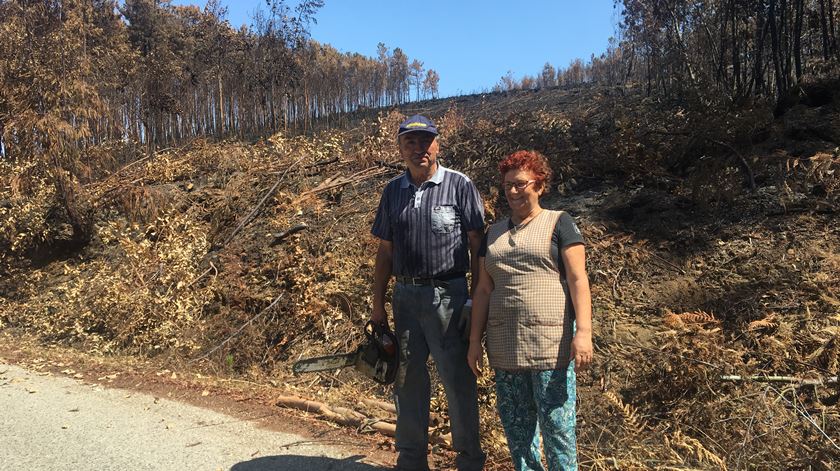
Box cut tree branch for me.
[276,395,452,446]
[270,223,309,246]
[219,154,305,249]
[190,293,285,363]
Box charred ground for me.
[1,83,839,469]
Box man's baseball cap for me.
[397,115,439,137]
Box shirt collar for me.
[400,164,447,189]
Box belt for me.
[395,272,465,287]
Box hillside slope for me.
[1,84,838,469]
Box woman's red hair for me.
[498,150,552,187]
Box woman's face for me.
[502,168,543,213]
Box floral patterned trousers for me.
[495,363,577,471]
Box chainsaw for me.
[292,321,399,385]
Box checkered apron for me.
[485,210,575,370]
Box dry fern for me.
[807,332,840,372]
[747,313,779,331]
[663,312,685,328]
[666,430,726,470]
[664,309,719,328]
[603,391,647,434]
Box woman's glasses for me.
[502,180,536,191]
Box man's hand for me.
[371,304,388,329]
[569,330,593,372]
[467,339,484,378]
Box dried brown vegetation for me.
[2,81,839,470]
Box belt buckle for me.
[413,276,431,286]
[399,276,420,286]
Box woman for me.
[467,150,593,471]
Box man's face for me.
[399,132,439,172]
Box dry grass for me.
[2,88,839,469]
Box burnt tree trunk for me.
[829,0,838,56]
[732,0,743,95]
[752,3,768,96]
[820,0,832,58]
[769,0,786,99]
[52,169,92,258]
[794,0,804,80]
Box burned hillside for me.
[1,84,839,469]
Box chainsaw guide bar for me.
[292,321,399,385]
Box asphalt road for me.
[0,363,386,471]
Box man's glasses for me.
[502,180,536,191]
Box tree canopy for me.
[0,0,440,160]
[497,0,839,109]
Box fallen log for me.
[360,397,443,426]
[276,394,451,446]
[359,399,397,422]
[275,395,357,427]
[361,398,396,414]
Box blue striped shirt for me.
[371,165,485,278]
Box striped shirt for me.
[371,165,485,278]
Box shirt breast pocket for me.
[431,205,459,234]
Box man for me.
[371,115,486,471]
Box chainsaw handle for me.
[363,320,380,341]
[364,321,398,357]
[364,320,390,341]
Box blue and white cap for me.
[397,114,439,136]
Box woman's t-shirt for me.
[479,211,583,276]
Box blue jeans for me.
[392,278,486,471]
[495,364,577,471]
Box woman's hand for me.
[570,330,593,372]
[467,340,484,377]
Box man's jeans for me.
[392,278,486,471]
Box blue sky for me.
[175,1,621,98]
